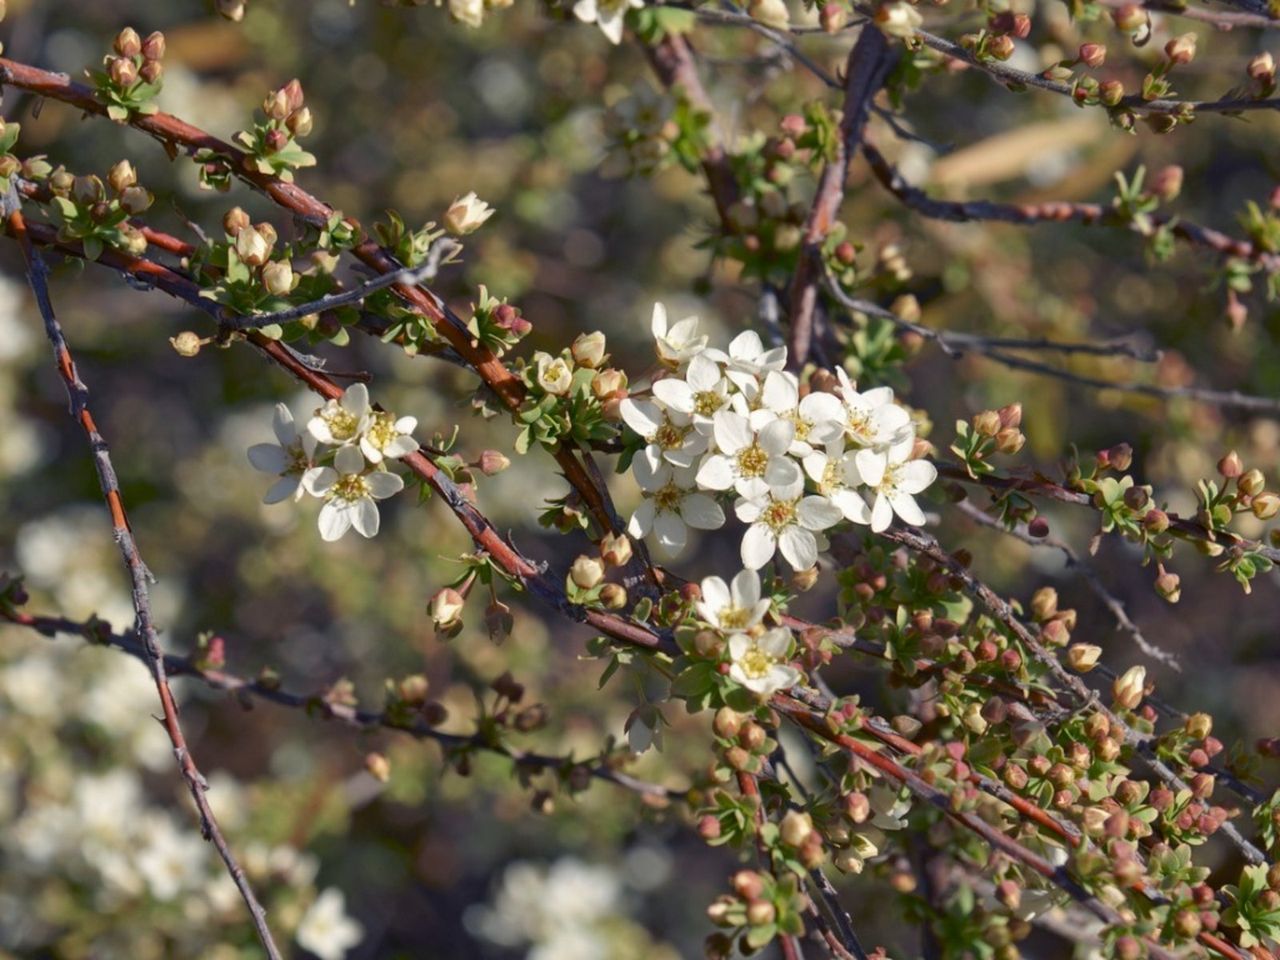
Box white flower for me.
[752,370,845,457]
[835,368,913,454]
[573,0,645,45]
[619,396,708,469]
[697,568,770,632]
[650,352,730,434]
[695,409,794,499]
[802,440,871,525]
[536,352,574,396]
[296,888,364,960]
[443,191,495,236]
[135,817,210,902]
[248,404,319,504]
[360,409,418,464]
[627,454,724,558]
[859,440,937,533]
[728,627,801,694]
[449,0,485,27]
[308,383,371,447]
[711,329,786,392]
[650,301,707,369]
[735,460,843,570]
[306,445,404,541]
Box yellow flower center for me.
[736,443,769,478]
[654,421,691,450]
[286,442,310,474]
[324,407,359,442]
[718,606,751,630]
[876,463,904,495]
[365,411,398,451]
[653,482,684,512]
[847,413,871,446]
[787,410,810,441]
[331,473,370,503]
[693,390,722,416]
[762,498,798,532]
[739,645,776,679]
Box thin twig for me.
[4,196,285,960]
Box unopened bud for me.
[476,449,510,476]
[1165,32,1197,65]
[791,564,819,592]
[1143,508,1169,534]
[1155,570,1181,603]
[223,207,251,236]
[598,583,627,610]
[235,225,271,266]
[286,106,313,138]
[995,427,1025,455]
[990,11,1031,37]
[1067,644,1102,672]
[1030,586,1058,621]
[429,587,466,629]
[107,159,137,194]
[713,707,744,739]
[1099,79,1125,106]
[1249,51,1276,83]
[820,2,847,33]
[1078,43,1106,68]
[600,533,633,568]
[263,88,291,122]
[748,0,790,29]
[570,555,605,590]
[1105,443,1133,471]
[141,31,165,62]
[1113,664,1146,709]
[972,410,1001,437]
[1252,491,1280,520]
[1239,468,1266,496]
[260,260,294,297]
[1151,165,1183,203]
[139,60,163,84]
[1112,3,1147,31]
[114,27,142,58]
[170,331,202,357]
[119,185,153,215]
[987,34,1015,61]
[1185,712,1213,739]
[571,330,608,368]
[108,56,138,88]
[590,368,626,400]
[365,752,391,782]
[779,810,814,847]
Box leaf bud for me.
[1112,664,1146,710]
[1067,643,1102,672]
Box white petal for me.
[757,347,787,371]
[341,383,369,417]
[741,524,777,570]
[620,398,663,439]
[652,378,694,412]
[653,510,688,553]
[599,5,627,40]
[307,417,335,445]
[366,472,404,499]
[888,491,926,527]
[629,499,656,538]
[698,576,731,612]
[334,445,365,475]
[574,0,599,22]
[271,404,296,447]
[764,459,803,500]
[855,448,887,487]
[651,302,669,338]
[758,418,795,457]
[757,627,791,657]
[304,466,337,496]
[735,497,764,524]
[632,446,670,491]
[728,330,763,361]
[728,634,751,660]
[735,476,769,501]
[730,568,761,607]
[349,498,378,537]
[798,496,844,531]
[696,455,735,491]
[778,527,818,571]
[394,416,417,433]
[359,436,384,464]
[832,489,871,525]
[318,502,352,542]
[761,370,798,412]
[382,436,419,459]
[248,443,289,474]
[680,494,725,530]
[862,386,895,407]
[896,459,938,495]
[686,353,721,390]
[712,410,752,455]
[870,494,893,533]
[802,451,829,485]
[263,476,298,505]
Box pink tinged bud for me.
[732,869,765,901]
[1067,644,1102,672]
[223,207,251,236]
[987,34,1015,61]
[264,88,291,122]
[108,56,138,88]
[1155,571,1181,603]
[1106,442,1133,471]
[1112,3,1147,31]
[1249,51,1276,82]
[989,11,1031,37]
[1099,80,1125,106]
[1112,665,1146,710]
[476,450,510,476]
[1078,43,1106,68]
[745,899,776,927]
[713,707,744,739]
[141,31,165,62]
[698,815,722,840]
[119,186,153,215]
[1151,165,1184,203]
[114,27,142,58]
[1165,32,1197,66]
[286,106,313,137]
[264,128,289,153]
[281,79,305,114]
[1027,516,1050,538]
[139,60,163,84]
[819,3,847,33]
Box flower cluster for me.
[623,304,937,570]
[249,384,415,541]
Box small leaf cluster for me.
[511,336,622,454]
[47,162,153,261]
[951,404,1025,479]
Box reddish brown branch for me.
[0,56,619,538]
[788,26,895,368]
[4,202,284,960]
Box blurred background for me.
[0,0,1278,957]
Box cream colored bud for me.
[263,89,291,122]
[113,27,142,58]
[364,752,391,782]
[598,583,628,609]
[261,260,295,296]
[223,207,251,236]
[119,186,153,215]
[571,331,608,368]
[287,106,313,137]
[429,587,466,628]
[779,810,814,847]
[443,191,495,236]
[600,533,633,568]
[570,555,605,590]
[590,368,626,399]
[1067,644,1102,672]
[874,0,922,38]
[1185,712,1213,739]
[169,331,202,357]
[107,159,137,194]
[1112,665,1147,710]
[1164,33,1197,66]
[235,226,271,266]
[749,0,791,30]
[108,56,138,88]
